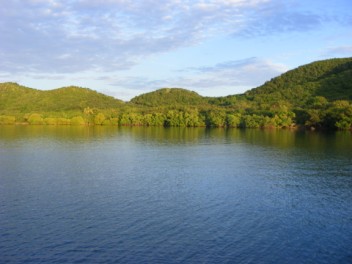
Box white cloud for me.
[174,58,288,91]
[0,0,341,75]
[99,58,289,98]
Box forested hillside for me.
[130,88,207,107]
[245,58,352,104]
[0,82,124,112]
[0,58,351,129]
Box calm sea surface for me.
[0,126,352,263]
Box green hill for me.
[244,57,352,106]
[130,88,207,107]
[0,82,124,112]
[0,58,351,129]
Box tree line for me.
[1,99,351,130]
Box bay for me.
[0,126,352,263]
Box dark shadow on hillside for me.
[315,60,352,100]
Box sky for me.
[0,0,351,101]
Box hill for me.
[0,58,351,129]
[129,88,207,107]
[244,57,352,106]
[0,82,124,112]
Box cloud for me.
[101,58,288,98]
[174,57,289,89]
[0,0,342,75]
[1,1,201,73]
[189,57,260,73]
[234,2,325,37]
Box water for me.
[0,126,351,263]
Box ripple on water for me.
[0,128,352,263]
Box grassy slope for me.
[129,88,207,107]
[0,82,124,113]
[244,57,352,105]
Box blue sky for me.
[0,0,351,100]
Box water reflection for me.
[0,126,351,154]
[1,125,352,263]
[0,125,119,141]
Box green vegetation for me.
[244,57,352,105]
[0,115,16,125]
[1,58,352,130]
[0,83,123,113]
[71,116,86,126]
[130,88,207,107]
[27,113,44,125]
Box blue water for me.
[0,126,352,263]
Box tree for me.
[206,110,226,127]
[28,113,44,125]
[71,116,85,125]
[307,96,328,109]
[151,113,165,126]
[83,107,94,125]
[0,115,16,125]
[325,100,352,130]
[44,117,57,125]
[226,114,241,127]
[241,114,262,128]
[110,118,119,126]
[305,109,324,128]
[94,113,106,125]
